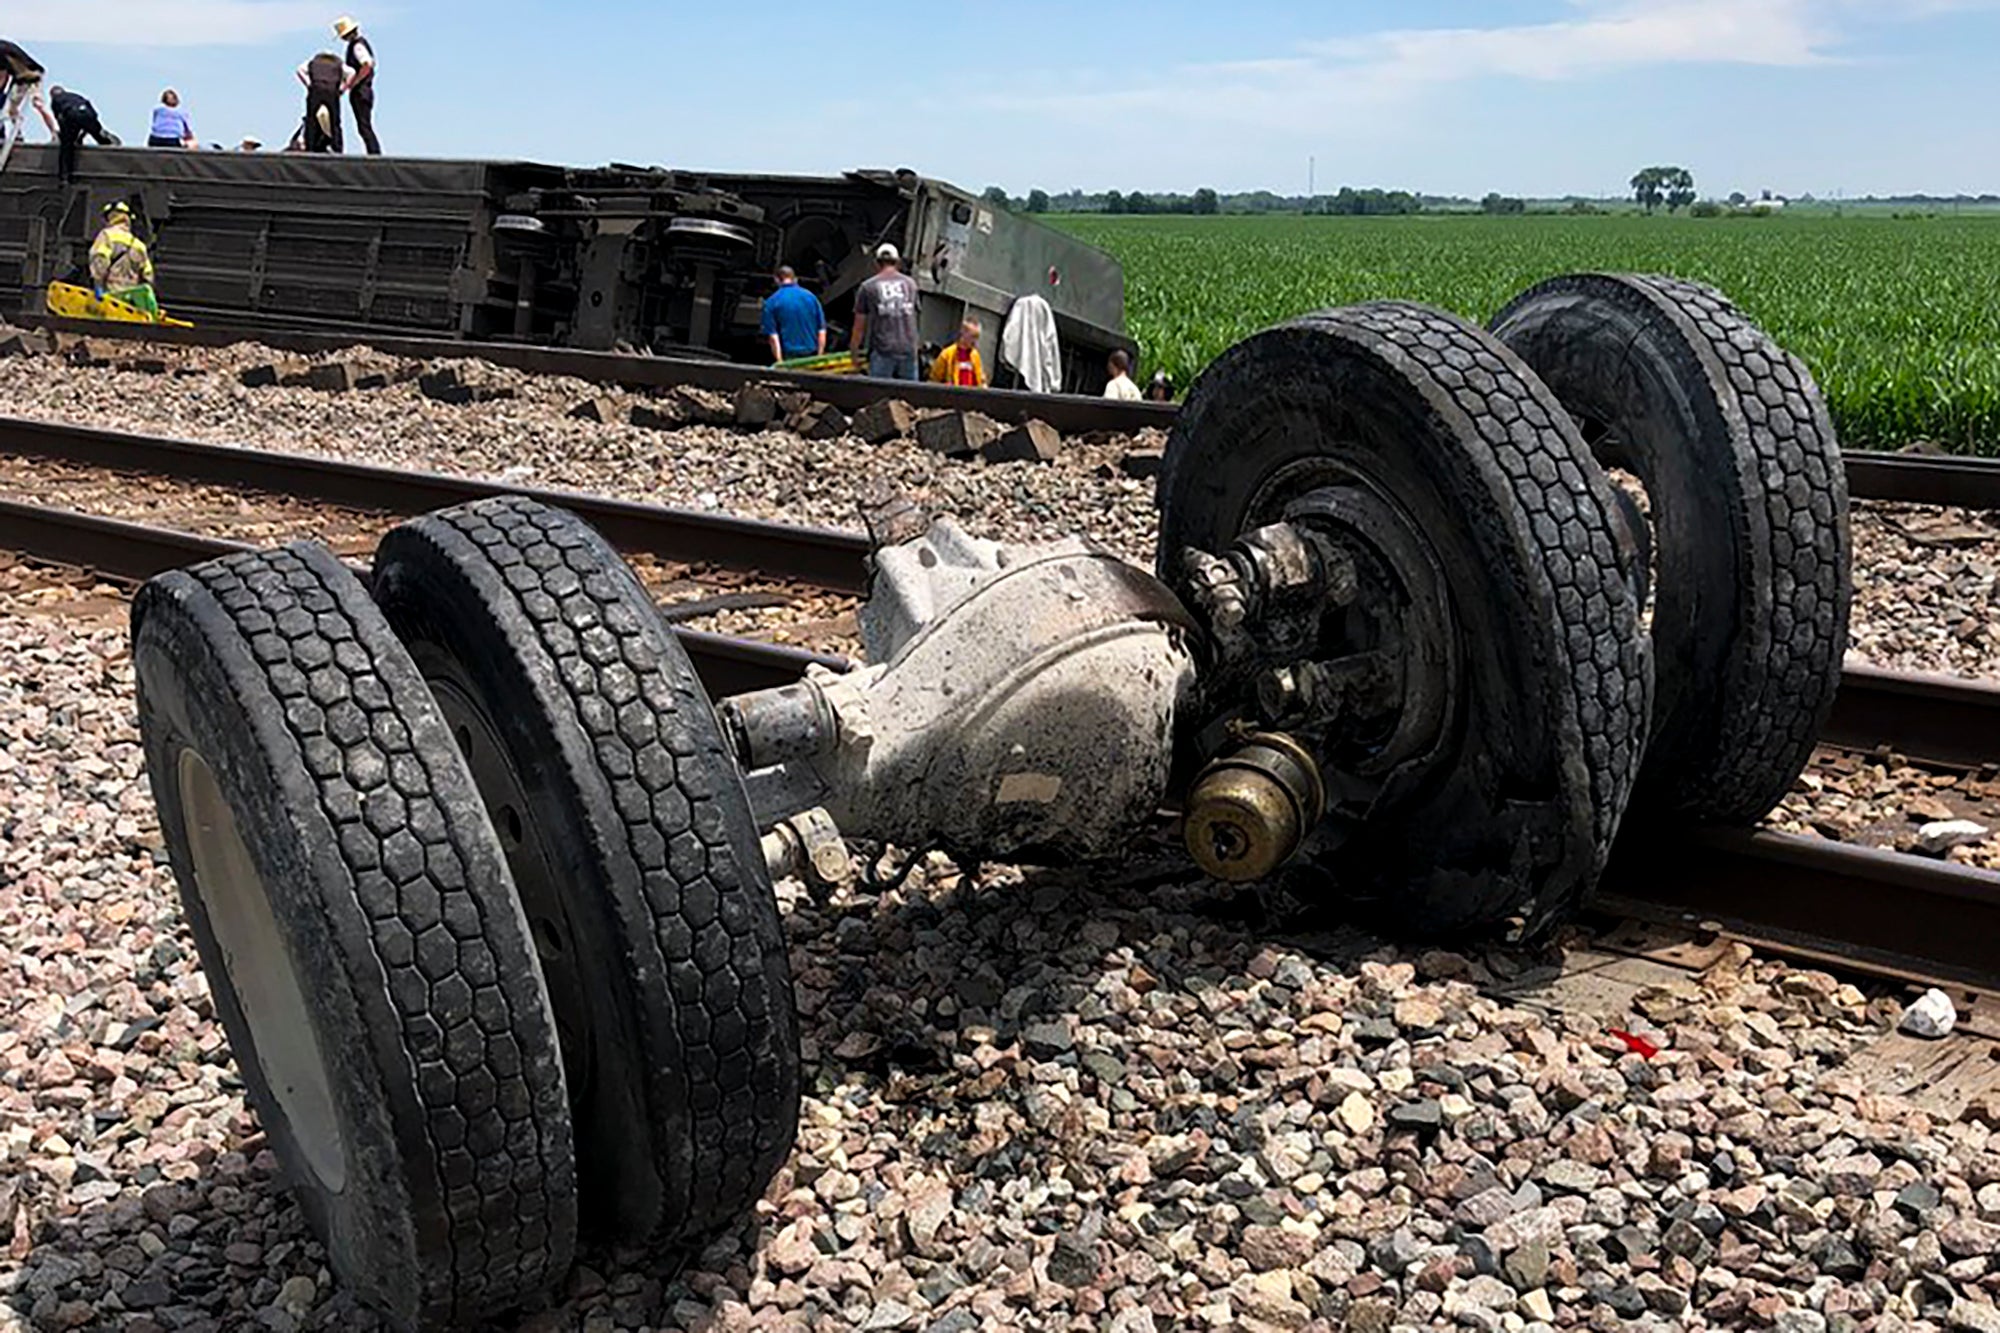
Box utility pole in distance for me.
[1309,156,1316,201]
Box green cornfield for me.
[1052,213,2000,452]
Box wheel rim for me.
[178,747,348,1193]
[1207,456,1461,820]
[420,666,595,1102]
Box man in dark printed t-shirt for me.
[850,243,921,381]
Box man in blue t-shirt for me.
[760,266,826,364]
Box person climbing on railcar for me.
[49,86,119,183]
[0,39,56,172]
[297,50,346,153]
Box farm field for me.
[1053,212,2000,452]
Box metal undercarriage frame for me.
[723,487,1504,895]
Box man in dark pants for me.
[334,17,379,155]
[47,87,118,183]
[296,50,345,152]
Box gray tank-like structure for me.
[0,147,1132,391]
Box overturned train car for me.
[0,147,1132,392]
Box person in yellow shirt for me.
[928,318,986,388]
[90,202,158,317]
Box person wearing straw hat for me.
[332,16,379,154]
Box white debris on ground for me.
[4,578,2000,1332]
[1900,990,1961,1040]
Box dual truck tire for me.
[134,503,799,1330]
[1159,276,1850,937]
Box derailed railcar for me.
[0,146,1131,389]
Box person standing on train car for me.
[333,17,379,155]
[148,90,196,149]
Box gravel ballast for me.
[4,572,2000,1331]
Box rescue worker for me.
[48,86,119,184]
[296,50,346,153]
[333,17,379,155]
[928,318,987,387]
[0,39,56,172]
[90,202,158,317]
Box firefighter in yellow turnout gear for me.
[89,202,158,318]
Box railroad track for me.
[0,501,847,694]
[6,414,1998,764]
[27,315,2000,509]
[5,497,1998,1012]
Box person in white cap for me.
[849,242,921,381]
[332,17,378,154]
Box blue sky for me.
[15,0,2000,198]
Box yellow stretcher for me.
[776,350,861,375]
[45,281,193,328]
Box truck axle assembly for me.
[127,275,1851,1328]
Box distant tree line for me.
[983,185,1456,216]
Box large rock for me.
[238,360,301,388]
[1901,988,1958,1039]
[982,419,1062,464]
[734,383,781,429]
[567,394,621,423]
[853,398,916,443]
[916,411,1001,458]
[671,385,736,426]
[1118,449,1165,481]
[64,338,112,367]
[790,401,851,441]
[419,363,517,406]
[306,362,362,393]
[629,399,688,431]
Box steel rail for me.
[1826,662,2000,770]
[0,415,871,594]
[1599,826,2000,995]
[1843,452,2000,510]
[24,315,2000,511]
[0,500,849,695]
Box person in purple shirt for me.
[147,90,194,149]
